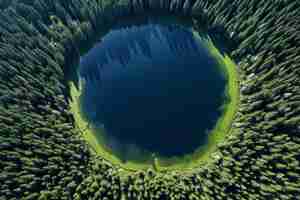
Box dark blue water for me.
[79,24,226,157]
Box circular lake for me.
[79,23,227,158]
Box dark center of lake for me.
[79,23,226,157]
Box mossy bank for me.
[69,34,240,172]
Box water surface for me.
[79,24,226,157]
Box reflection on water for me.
[79,23,226,157]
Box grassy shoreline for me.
[152,37,240,171]
[69,82,153,171]
[69,37,240,172]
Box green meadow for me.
[69,36,240,172]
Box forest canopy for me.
[0,0,299,200]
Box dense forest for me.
[0,0,299,200]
